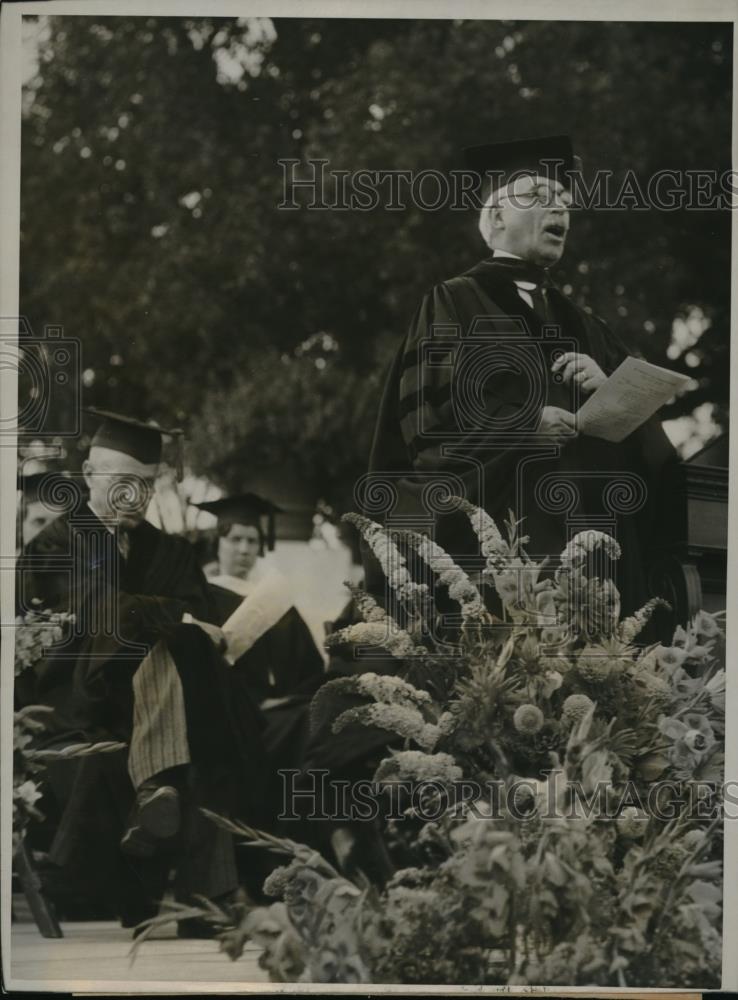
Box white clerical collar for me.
[492,248,536,290]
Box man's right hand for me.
[536,406,578,445]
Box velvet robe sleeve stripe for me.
[396,277,535,465]
[393,271,554,474]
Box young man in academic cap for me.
[16,410,270,933]
[367,134,677,614]
[194,493,325,703]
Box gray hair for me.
[478,187,499,249]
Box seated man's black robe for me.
[15,501,269,918]
[202,572,330,891]
[367,255,678,614]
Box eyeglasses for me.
[497,184,574,208]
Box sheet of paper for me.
[221,568,293,664]
[575,356,691,442]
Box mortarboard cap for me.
[464,134,580,198]
[85,407,185,479]
[194,492,283,550]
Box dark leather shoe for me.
[120,785,180,857]
[120,825,157,858]
[138,784,180,838]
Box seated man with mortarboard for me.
[16,410,269,934]
[367,134,677,615]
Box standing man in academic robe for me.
[15,410,269,933]
[366,134,677,615]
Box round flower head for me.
[682,829,706,852]
[561,693,594,727]
[616,806,648,839]
[263,861,300,899]
[513,703,545,735]
[574,645,613,683]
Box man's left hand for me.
[552,352,607,393]
[189,617,227,653]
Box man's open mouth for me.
[543,223,567,239]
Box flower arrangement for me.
[13,611,124,855]
[14,608,75,676]
[13,705,53,853]
[154,504,725,987]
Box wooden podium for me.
[648,434,728,626]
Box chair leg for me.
[14,839,63,938]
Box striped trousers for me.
[128,639,191,789]
[127,639,237,898]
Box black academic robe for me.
[366,256,678,614]
[207,581,325,703]
[15,502,270,917]
[203,576,334,889]
[17,505,267,793]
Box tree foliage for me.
[20,16,732,496]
